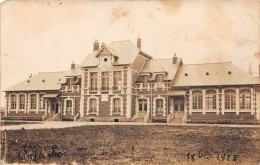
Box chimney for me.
[93,39,99,51]
[137,35,141,49]
[71,61,75,70]
[173,53,177,64]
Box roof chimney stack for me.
[71,61,75,70]
[173,53,177,64]
[93,39,99,51]
[137,35,141,49]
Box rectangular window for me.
[89,99,97,113]
[90,72,98,91]
[40,95,45,109]
[19,95,25,109]
[102,72,109,91]
[156,99,163,114]
[67,79,72,90]
[113,98,121,113]
[113,71,121,90]
[156,75,164,88]
[143,76,148,88]
[11,95,17,109]
[31,95,37,109]
[66,100,72,113]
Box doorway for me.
[138,99,147,112]
[171,96,185,119]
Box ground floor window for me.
[240,90,251,110]
[66,100,72,113]
[138,99,147,112]
[19,95,25,109]
[11,95,17,109]
[40,95,45,109]
[113,98,121,113]
[193,91,203,110]
[31,94,37,109]
[89,98,97,113]
[225,90,236,110]
[206,90,216,110]
[156,99,163,114]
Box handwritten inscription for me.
[18,144,66,162]
[186,150,239,162]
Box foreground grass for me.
[1,125,260,164]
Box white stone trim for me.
[136,95,150,117]
[110,95,124,116]
[236,88,239,115]
[153,95,166,117]
[87,95,99,115]
[126,67,132,118]
[189,90,193,114]
[80,70,84,117]
[251,88,254,115]
[216,89,220,115]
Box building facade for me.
[4,38,260,124]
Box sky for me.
[1,0,260,106]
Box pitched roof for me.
[5,72,68,92]
[81,40,152,67]
[140,58,182,80]
[172,62,260,87]
[65,64,82,77]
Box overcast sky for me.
[1,0,260,105]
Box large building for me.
[3,38,260,124]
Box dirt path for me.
[1,121,259,131]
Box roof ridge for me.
[182,62,231,66]
[39,71,67,74]
[111,40,131,43]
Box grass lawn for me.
[1,125,260,165]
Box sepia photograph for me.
[0,0,260,164]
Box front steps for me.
[3,112,45,121]
[133,112,147,123]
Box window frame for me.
[30,94,37,109]
[239,89,251,110]
[40,94,45,109]
[224,90,236,110]
[90,72,98,91]
[156,99,163,114]
[113,98,121,113]
[11,95,17,110]
[206,90,217,110]
[66,100,72,114]
[102,72,109,91]
[113,71,122,91]
[89,98,97,114]
[19,95,25,109]
[192,91,203,110]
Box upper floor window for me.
[67,79,72,90]
[11,95,17,109]
[141,76,148,88]
[225,90,236,110]
[206,90,216,110]
[102,72,109,91]
[156,74,164,88]
[89,98,97,114]
[113,71,121,90]
[66,100,72,113]
[193,91,203,110]
[19,95,25,109]
[240,89,251,110]
[90,72,98,91]
[113,98,121,113]
[31,94,37,109]
[40,94,45,109]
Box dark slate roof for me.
[172,62,260,87]
[81,40,152,67]
[5,72,68,91]
[140,58,182,80]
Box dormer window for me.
[67,78,72,90]
[185,73,188,76]
[206,72,209,76]
[228,71,232,74]
[104,58,108,62]
[156,74,164,88]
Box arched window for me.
[11,95,17,109]
[19,95,25,109]
[30,94,37,109]
[40,94,45,109]
[66,100,72,113]
[193,91,203,110]
[206,90,216,110]
[225,90,236,110]
[156,99,163,114]
[89,99,97,113]
[240,90,251,110]
[113,98,121,113]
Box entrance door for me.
[172,97,185,119]
[138,99,147,112]
[55,104,59,114]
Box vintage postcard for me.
[1,0,260,164]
